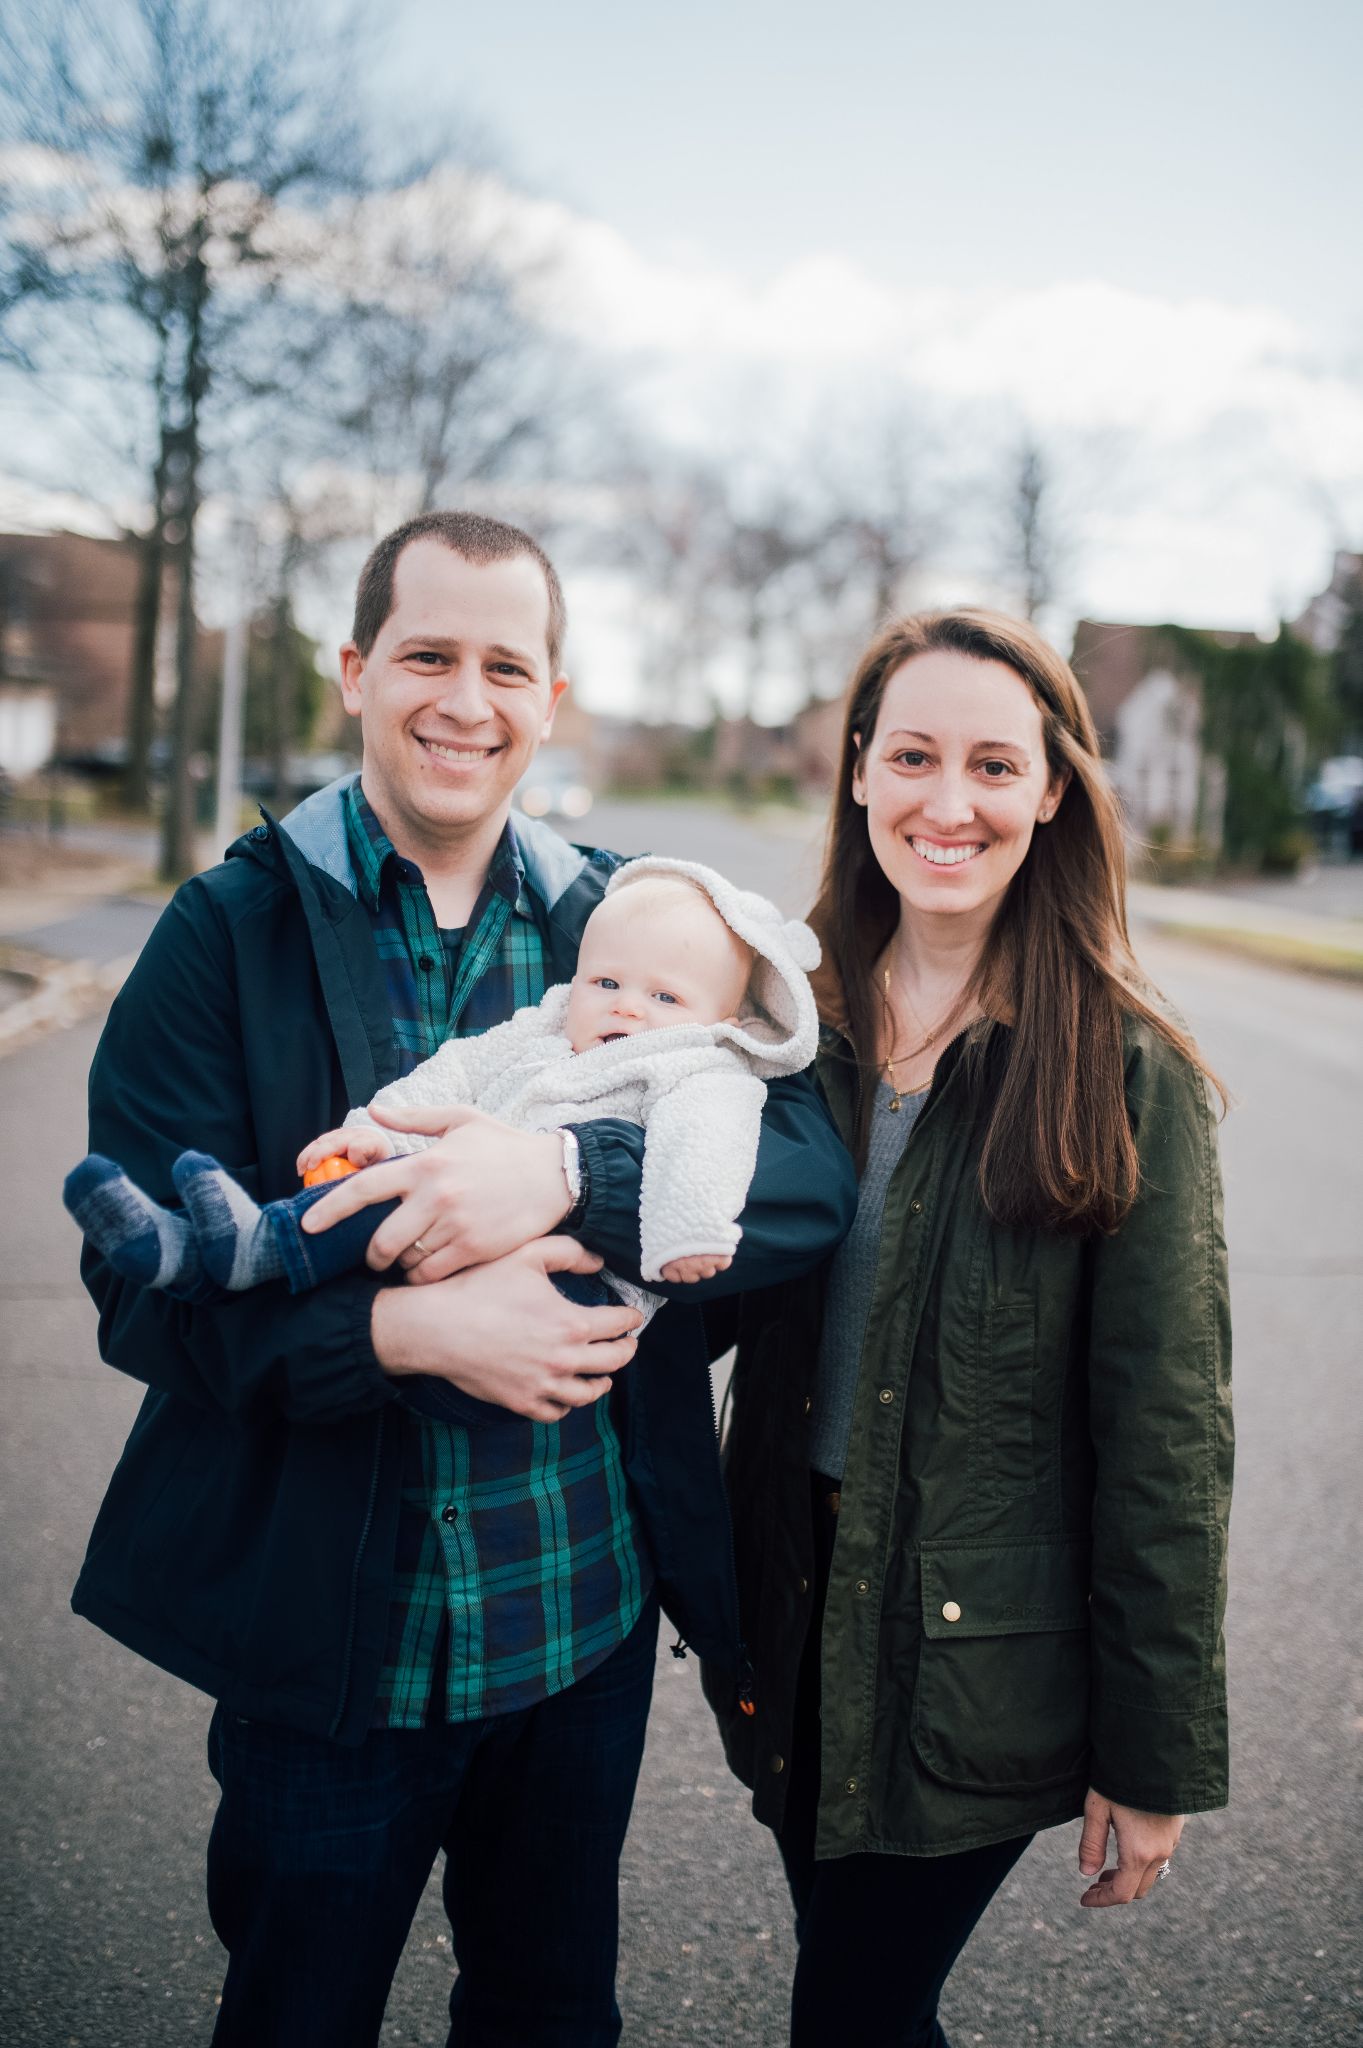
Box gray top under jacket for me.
[809,1078,927,1482]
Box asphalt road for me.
[1,801,1360,2047]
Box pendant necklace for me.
[879,964,966,1111]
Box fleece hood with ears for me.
[603,856,821,1080]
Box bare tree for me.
[997,431,1070,624]
[0,0,368,874]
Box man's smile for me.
[416,736,503,764]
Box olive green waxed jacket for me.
[703,1015,1233,1859]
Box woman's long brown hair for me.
[808,607,1222,1234]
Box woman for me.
[704,609,1232,2046]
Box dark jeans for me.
[776,1478,1031,2048]
[205,1591,659,2048]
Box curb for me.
[0,946,137,1059]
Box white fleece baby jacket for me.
[346,856,820,1297]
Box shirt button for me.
[441,1504,459,1525]
[855,1578,870,1595]
[844,1777,858,1795]
[419,955,437,973]
[803,1396,813,1416]
[909,1199,924,1215]
[797,1576,809,1594]
[771,1754,785,1774]
[878,1388,894,1405]
[942,1600,962,1623]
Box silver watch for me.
[557,1126,584,1221]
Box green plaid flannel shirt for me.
[344,782,648,1725]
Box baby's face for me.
[564,884,752,1054]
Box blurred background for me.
[0,4,1359,2046]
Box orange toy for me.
[303,1155,360,1188]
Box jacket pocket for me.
[911,1538,1090,1792]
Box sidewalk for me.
[1128,872,1363,979]
[0,826,170,1055]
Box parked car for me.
[515,748,593,822]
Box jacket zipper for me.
[329,1406,386,1738]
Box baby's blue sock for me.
[173,1152,286,1291]
[64,1154,205,1295]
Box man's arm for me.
[82,883,637,1426]
[572,1069,858,1303]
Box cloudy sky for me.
[373,0,1360,655]
[4,0,1358,714]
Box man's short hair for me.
[351,511,567,671]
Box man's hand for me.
[659,1252,733,1284]
[301,1103,571,1280]
[1078,1789,1185,1907]
[371,1236,641,1422]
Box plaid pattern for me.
[344,780,548,1061]
[343,783,648,1725]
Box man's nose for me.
[432,658,493,724]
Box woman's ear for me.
[851,730,867,807]
[1037,765,1071,824]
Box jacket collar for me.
[274,770,599,917]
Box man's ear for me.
[541,674,569,740]
[339,642,365,720]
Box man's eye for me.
[409,651,443,665]
[490,662,528,678]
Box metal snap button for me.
[844,1777,858,1795]
[878,1388,894,1405]
[942,1600,962,1623]
[771,1754,785,1774]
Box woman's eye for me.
[893,750,928,768]
[980,760,1015,778]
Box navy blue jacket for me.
[71,782,857,1741]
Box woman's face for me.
[852,651,1065,924]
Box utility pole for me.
[214,518,253,856]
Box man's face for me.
[339,541,566,857]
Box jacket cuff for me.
[1089,1691,1230,1814]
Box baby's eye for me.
[596,977,619,991]
[654,991,679,1005]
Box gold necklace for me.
[879,964,968,1111]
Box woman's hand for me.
[1078,1789,1184,1907]
[296,1125,395,1178]
[299,1103,571,1281]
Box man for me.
[73,511,856,2047]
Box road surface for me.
[1,800,1359,2045]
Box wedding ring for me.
[412,1237,431,1258]
[1156,1859,1171,1882]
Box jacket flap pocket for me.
[920,1539,1088,1640]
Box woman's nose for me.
[919,774,976,830]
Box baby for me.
[65,858,820,1323]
